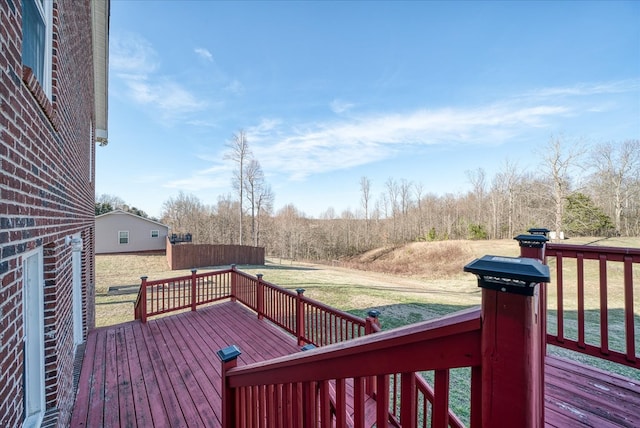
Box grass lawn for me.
[95,237,640,425]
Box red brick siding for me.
[1,1,98,426]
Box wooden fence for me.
[166,238,265,270]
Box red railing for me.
[134,266,369,348]
[220,308,481,428]
[134,266,468,425]
[134,268,233,322]
[544,243,640,368]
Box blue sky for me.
[97,1,640,219]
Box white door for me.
[72,235,84,346]
[23,249,45,428]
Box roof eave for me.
[92,0,109,146]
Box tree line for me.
[101,137,640,261]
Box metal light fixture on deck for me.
[65,236,83,252]
[464,255,550,296]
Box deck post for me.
[256,273,264,319]
[365,309,381,333]
[296,288,306,346]
[216,345,242,428]
[230,264,237,302]
[140,276,148,323]
[190,269,198,311]
[464,255,549,428]
[517,230,549,428]
[365,310,381,397]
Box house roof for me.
[95,209,169,228]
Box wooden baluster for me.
[140,276,148,323]
[190,268,197,311]
[400,372,416,427]
[230,264,237,302]
[296,289,306,346]
[257,273,264,320]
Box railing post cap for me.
[191,268,197,273]
[367,309,381,318]
[216,345,242,362]
[514,234,548,248]
[301,344,316,351]
[231,264,237,269]
[296,288,305,295]
[527,227,550,236]
[257,273,264,279]
[464,255,550,296]
[141,276,148,280]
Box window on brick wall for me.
[21,0,53,98]
[118,231,129,245]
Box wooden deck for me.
[71,301,640,427]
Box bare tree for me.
[225,130,252,245]
[360,176,371,246]
[539,136,585,238]
[588,139,640,235]
[244,159,263,246]
[466,168,487,226]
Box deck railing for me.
[544,243,640,368]
[134,266,368,347]
[219,308,481,428]
[134,268,233,322]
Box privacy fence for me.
[166,238,265,270]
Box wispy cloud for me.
[523,79,640,99]
[164,79,638,192]
[164,163,232,191]
[111,33,206,119]
[194,47,213,62]
[330,99,355,114]
[225,79,245,95]
[251,101,571,180]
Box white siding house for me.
[96,210,169,254]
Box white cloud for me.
[523,79,640,99]
[110,32,159,74]
[225,79,245,95]
[194,47,214,62]
[164,164,231,191]
[162,79,638,192]
[330,99,355,114]
[111,33,206,119]
[250,101,574,180]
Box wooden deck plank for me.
[140,320,189,426]
[147,320,204,426]
[115,326,137,428]
[159,315,220,426]
[73,301,640,428]
[69,321,99,427]
[85,327,107,428]
[130,320,171,428]
[545,355,640,428]
[103,328,120,427]
[122,322,154,428]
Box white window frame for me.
[21,0,53,99]
[22,247,45,428]
[150,230,159,238]
[118,231,129,245]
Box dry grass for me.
[341,239,519,278]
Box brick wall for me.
[1,1,98,426]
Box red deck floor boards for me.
[71,301,640,427]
